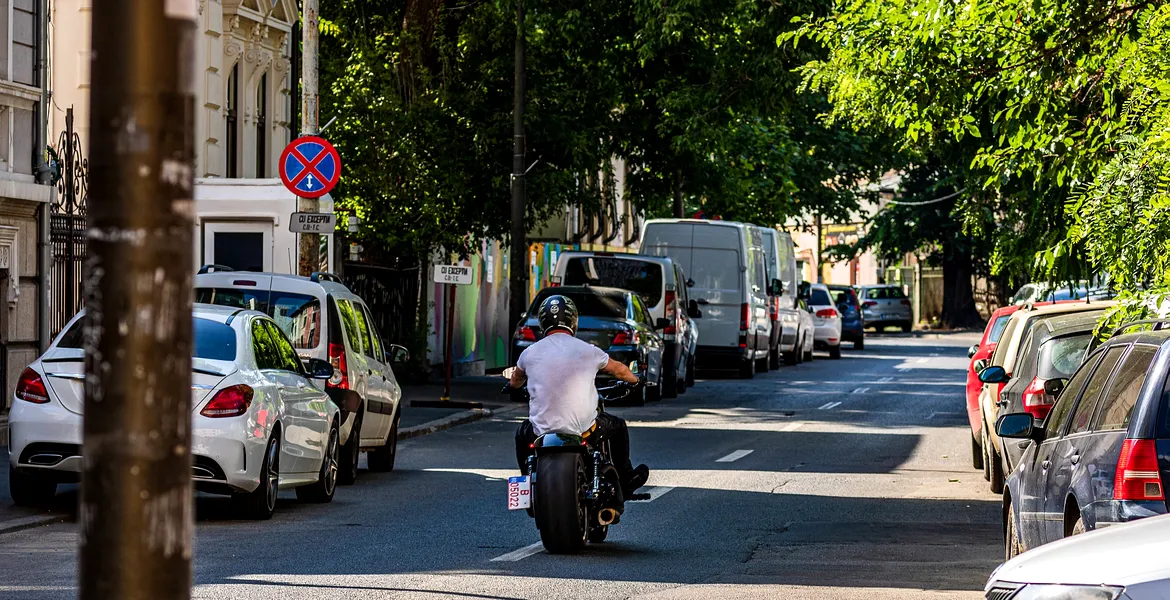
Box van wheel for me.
[338,412,362,485]
[739,357,755,379]
[663,370,679,399]
[756,354,770,373]
[769,347,780,370]
[367,413,399,472]
[9,465,56,508]
[971,433,984,470]
[685,354,696,387]
[829,345,841,360]
[784,341,799,366]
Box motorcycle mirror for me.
[628,361,639,373]
[502,366,517,379]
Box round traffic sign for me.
[279,136,342,199]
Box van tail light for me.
[15,368,49,404]
[1022,377,1054,420]
[611,329,638,346]
[518,326,537,342]
[816,308,839,319]
[663,290,678,335]
[1114,439,1164,501]
[769,296,780,321]
[328,342,350,389]
[200,384,254,418]
[740,303,750,331]
[863,301,878,309]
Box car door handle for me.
[297,381,307,389]
[696,298,709,305]
[1071,454,1080,465]
[1042,460,1051,470]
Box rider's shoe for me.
[621,464,649,496]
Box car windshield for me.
[196,288,321,349]
[829,287,858,307]
[562,257,663,307]
[531,291,627,320]
[810,288,832,306]
[58,316,236,361]
[864,286,906,300]
[1038,333,1093,379]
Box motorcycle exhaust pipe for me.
[598,508,618,526]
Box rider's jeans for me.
[514,412,635,480]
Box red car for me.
[966,305,1019,469]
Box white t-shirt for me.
[517,333,611,436]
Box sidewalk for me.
[397,375,521,438]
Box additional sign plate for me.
[289,212,336,234]
[279,136,342,199]
[507,476,531,510]
[432,264,473,285]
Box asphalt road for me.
[0,332,1001,600]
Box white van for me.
[640,219,773,378]
[757,227,803,366]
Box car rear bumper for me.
[695,345,752,367]
[813,322,841,347]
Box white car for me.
[987,512,1170,599]
[9,304,341,520]
[806,283,843,360]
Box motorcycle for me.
[502,366,650,554]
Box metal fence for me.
[50,108,88,336]
[342,261,421,347]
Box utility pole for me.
[81,0,196,598]
[673,170,684,218]
[509,0,527,334]
[36,0,51,352]
[815,213,823,283]
[298,0,320,275]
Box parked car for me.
[798,298,815,362]
[512,286,666,404]
[758,227,804,366]
[997,322,1170,556]
[977,302,1112,494]
[995,311,1100,472]
[988,512,1170,597]
[195,267,408,484]
[1011,281,1115,305]
[827,284,864,349]
[9,305,341,519]
[967,304,1021,471]
[641,219,774,378]
[550,251,700,397]
[806,284,843,359]
[858,284,913,332]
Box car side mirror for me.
[973,359,988,373]
[1044,378,1066,397]
[686,278,695,288]
[687,299,702,319]
[655,317,671,330]
[798,281,811,299]
[305,358,335,380]
[979,365,1009,384]
[997,413,1043,442]
[968,344,979,359]
[388,344,410,363]
[770,278,783,296]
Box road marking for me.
[852,387,869,394]
[818,401,842,410]
[716,449,754,463]
[878,376,894,383]
[640,486,675,502]
[491,541,544,562]
[782,422,803,432]
[916,358,930,364]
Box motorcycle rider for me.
[509,294,650,496]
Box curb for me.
[397,404,523,441]
[0,514,65,536]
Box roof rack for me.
[1110,319,1170,338]
[198,264,235,274]
[310,272,342,284]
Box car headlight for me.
[1011,584,1123,600]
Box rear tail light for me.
[900,299,911,306]
[328,342,350,389]
[1114,439,1164,501]
[611,329,639,346]
[200,384,254,418]
[664,290,678,335]
[740,303,750,331]
[863,301,878,308]
[15,368,49,404]
[519,326,537,342]
[769,296,780,321]
[816,308,839,319]
[1022,377,1055,420]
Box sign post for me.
[411,264,482,410]
[278,136,342,274]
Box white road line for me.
[491,541,545,562]
[878,376,894,383]
[818,401,842,410]
[852,387,870,394]
[640,486,675,502]
[916,358,930,364]
[782,422,803,432]
[716,449,754,463]
[927,411,937,419]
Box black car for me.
[511,286,667,404]
[997,323,1170,558]
[827,285,865,349]
[994,311,1101,473]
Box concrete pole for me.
[81,0,196,597]
[815,213,823,283]
[298,0,320,275]
[508,0,528,337]
[37,0,51,352]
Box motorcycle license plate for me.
[507,476,531,510]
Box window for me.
[991,319,1020,367]
[988,315,1012,344]
[57,318,84,349]
[810,288,832,306]
[864,286,906,300]
[195,288,321,349]
[335,299,365,354]
[530,290,627,319]
[751,249,767,294]
[226,64,239,178]
[1013,331,1039,378]
[562,257,664,306]
[1068,346,1126,435]
[1095,346,1157,431]
[1046,351,1101,434]
[690,249,741,291]
[265,321,304,374]
[362,305,385,361]
[193,319,237,361]
[356,304,381,361]
[255,72,268,177]
[251,318,282,370]
[1038,333,1093,380]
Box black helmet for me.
[537,294,578,335]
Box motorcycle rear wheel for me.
[535,453,588,554]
